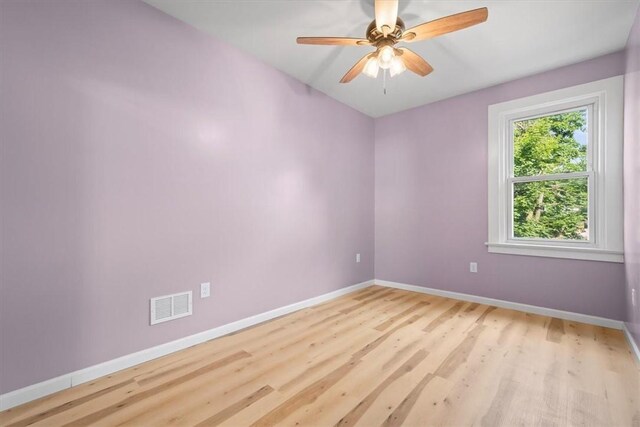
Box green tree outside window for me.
[512,110,589,240]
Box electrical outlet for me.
[200,282,211,298]
[470,262,478,273]
[633,288,637,307]
[356,253,361,263]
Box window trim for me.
[487,76,624,263]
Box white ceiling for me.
[144,0,640,118]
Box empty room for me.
[1,0,639,425]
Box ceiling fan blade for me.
[340,53,375,83]
[396,48,433,76]
[296,37,370,46]
[402,7,488,42]
[375,0,398,37]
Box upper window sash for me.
[507,104,594,179]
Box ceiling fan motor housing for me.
[366,18,405,45]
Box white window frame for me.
[487,76,623,263]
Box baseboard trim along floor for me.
[2,278,635,411]
[623,323,640,363]
[0,280,374,411]
[375,280,624,330]
[375,280,640,363]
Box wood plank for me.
[193,385,274,426]
[335,348,429,426]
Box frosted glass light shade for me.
[377,46,394,69]
[362,57,379,78]
[389,56,406,77]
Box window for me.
[488,76,623,262]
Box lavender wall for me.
[375,52,627,320]
[624,8,640,350]
[0,1,374,393]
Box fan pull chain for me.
[383,69,387,95]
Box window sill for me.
[486,242,624,263]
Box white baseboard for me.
[623,323,640,363]
[375,279,624,330]
[0,279,374,411]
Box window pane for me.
[513,109,588,177]
[513,178,588,240]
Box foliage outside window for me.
[511,109,589,241]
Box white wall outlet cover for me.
[200,282,211,298]
[632,288,637,307]
[470,262,478,273]
[356,253,361,263]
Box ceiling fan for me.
[296,0,488,83]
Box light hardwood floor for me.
[1,286,638,426]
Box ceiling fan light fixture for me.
[362,57,380,78]
[389,56,406,77]
[297,2,488,84]
[377,45,395,69]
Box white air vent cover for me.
[150,291,192,325]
